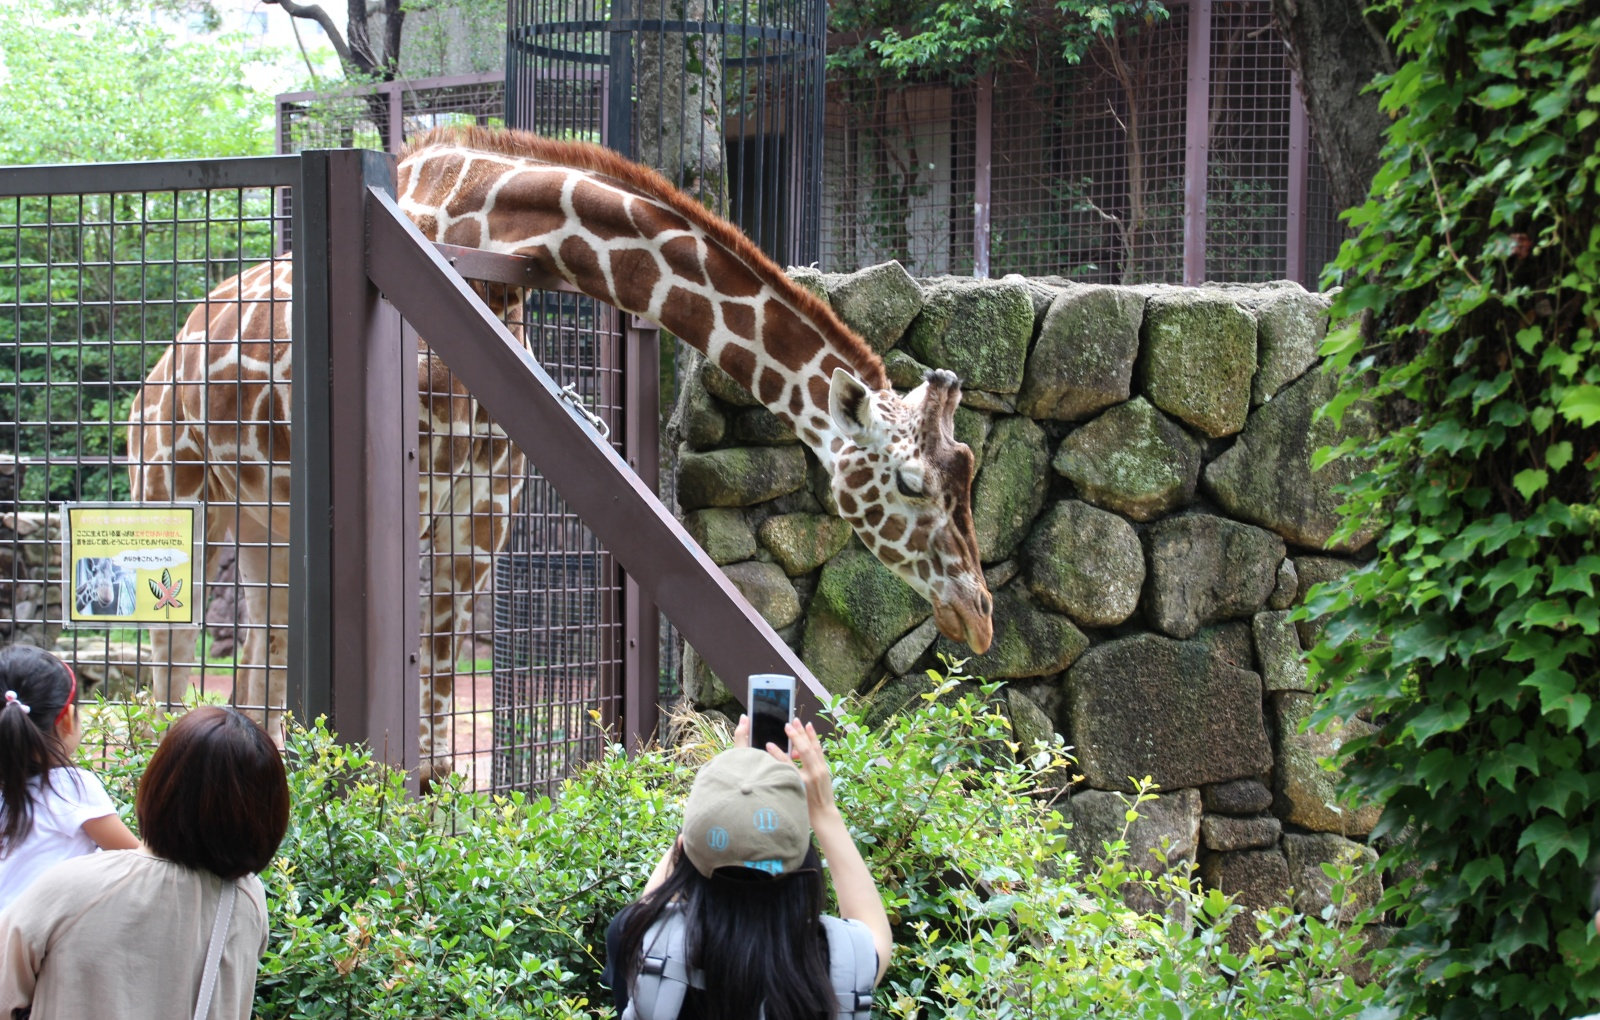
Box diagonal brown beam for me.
[363,185,828,726]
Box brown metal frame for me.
[275,72,507,156]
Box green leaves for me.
[1556,383,1600,426]
[0,1,281,165]
[81,681,1383,1020]
[831,0,1167,81]
[1313,2,1600,1015]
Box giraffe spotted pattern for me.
[130,127,992,784]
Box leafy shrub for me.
[81,676,1376,1018]
[1307,3,1600,1017]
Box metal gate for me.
[0,149,816,793]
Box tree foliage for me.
[1307,1,1600,1016]
[827,0,1167,82]
[0,1,277,165]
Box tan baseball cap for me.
[680,746,810,878]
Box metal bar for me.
[364,186,828,718]
[1286,71,1309,287]
[607,0,634,155]
[289,152,333,728]
[622,316,662,749]
[274,97,287,160]
[1183,0,1212,286]
[0,156,301,197]
[431,243,582,292]
[275,71,505,104]
[973,73,993,280]
[320,150,421,782]
[389,87,405,154]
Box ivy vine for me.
[1308,2,1600,1017]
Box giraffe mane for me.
[402,125,889,392]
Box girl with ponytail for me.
[0,644,138,910]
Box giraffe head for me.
[828,368,993,654]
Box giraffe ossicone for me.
[129,126,992,782]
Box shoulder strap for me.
[821,916,876,1020]
[192,879,237,1020]
[625,911,874,1020]
[622,909,704,1020]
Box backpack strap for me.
[625,910,874,1020]
[821,916,877,1020]
[622,909,704,1020]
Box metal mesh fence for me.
[0,166,294,731]
[1304,138,1346,287]
[1205,0,1292,282]
[821,80,978,277]
[819,0,1340,285]
[0,160,629,795]
[276,73,507,155]
[404,282,625,793]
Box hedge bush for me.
[84,673,1376,1018]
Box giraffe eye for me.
[896,466,925,498]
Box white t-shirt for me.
[0,767,117,911]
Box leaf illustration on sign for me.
[150,568,184,612]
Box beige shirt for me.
[0,848,268,1020]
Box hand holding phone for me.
[748,673,796,754]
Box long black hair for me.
[619,842,836,1020]
[0,645,78,855]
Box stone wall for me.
[672,262,1377,923]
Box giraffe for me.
[128,125,993,783]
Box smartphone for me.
[749,674,796,754]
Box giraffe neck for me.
[396,131,888,472]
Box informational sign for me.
[62,504,204,628]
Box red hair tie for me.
[56,661,77,727]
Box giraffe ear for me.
[828,368,876,442]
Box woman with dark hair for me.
[0,705,290,1020]
[604,715,892,1020]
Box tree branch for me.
[263,0,356,72]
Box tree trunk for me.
[635,0,729,214]
[1270,0,1395,215]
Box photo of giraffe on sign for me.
[62,504,204,627]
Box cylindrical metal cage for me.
[505,0,828,268]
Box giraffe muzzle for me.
[934,594,993,655]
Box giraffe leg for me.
[234,539,290,745]
[416,420,520,789]
[418,587,471,787]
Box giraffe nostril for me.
[980,592,993,617]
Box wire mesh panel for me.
[821,80,978,277]
[0,160,297,731]
[1303,139,1346,287]
[405,281,626,794]
[276,73,508,155]
[990,12,1190,283]
[818,0,1337,285]
[1205,0,1292,282]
